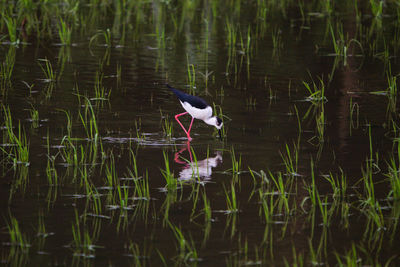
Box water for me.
[1,1,400,266]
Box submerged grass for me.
[38,58,56,82]
[6,214,30,251]
[1,106,30,166]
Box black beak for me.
[218,129,222,140]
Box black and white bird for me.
[167,84,223,140]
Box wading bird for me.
[167,84,223,140]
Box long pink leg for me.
[175,112,189,134]
[175,112,193,140]
[187,117,195,139]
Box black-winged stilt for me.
[167,84,223,140]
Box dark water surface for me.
[1,1,400,266]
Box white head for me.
[205,116,223,129]
[205,116,223,139]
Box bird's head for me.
[207,116,223,129]
[215,116,223,130]
[213,117,223,140]
[205,116,224,139]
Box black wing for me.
[166,84,209,109]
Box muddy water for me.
[1,2,400,266]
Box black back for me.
[166,84,209,109]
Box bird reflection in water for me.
[174,141,222,181]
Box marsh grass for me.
[228,146,242,175]
[259,189,275,224]
[186,55,196,91]
[160,111,174,139]
[303,76,327,104]
[329,23,364,66]
[93,71,111,100]
[271,27,283,58]
[79,97,100,142]
[125,241,150,266]
[58,19,72,45]
[322,170,347,200]
[223,182,239,214]
[105,153,117,188]
[0,47,15,88]
[386,141,400,200]
[269,171,291,214]
[132,171,150,201]
[3,14,19,45]
[168,222,200,264]
[6,214,30,251]
[2,106,29,166]
[38,58,56,82]
[28,105,39,128]
[280,143,299,176]
[161,151,178,191]
[46,132,58,186]
[70,210,99,258]
[89,29,112,48]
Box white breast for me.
[181,101,212,121]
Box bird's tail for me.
[166,84,181,98]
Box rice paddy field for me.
[2,0,400,266]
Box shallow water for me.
[1,1,400,266]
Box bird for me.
[166,84,223,140]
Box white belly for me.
[181,101,212,121]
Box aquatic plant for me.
[89,28,112,48]
[0,47,15,89]
[70,210,99,258]
[6,214,30,251]
[160,112,174,139]
[3,14,19,45]
[161,151,177,191]
[58,19,72,45]
[1,106,29,166]
[186,55,196,91]
[168,222,199,264]
[303,76,327,104]
[224,182,239,213]
[38,58,56,82]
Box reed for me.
[186,55,196,91]
[160,112,174,139]
[161,151,177,191]
[132,170,150,200]
[2,106,30,166]
[168,222,199,264]
[280,143,299,176]
[58,18,72,45]
[3,14,19,45]
[6,214,30,251]
[71,210,98,258]
[223,182,239,213]
[93,71,111,100]
[89,28,112,48]
[38,58,56,82]
[303,76,327,104]
[0,47,15,88]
